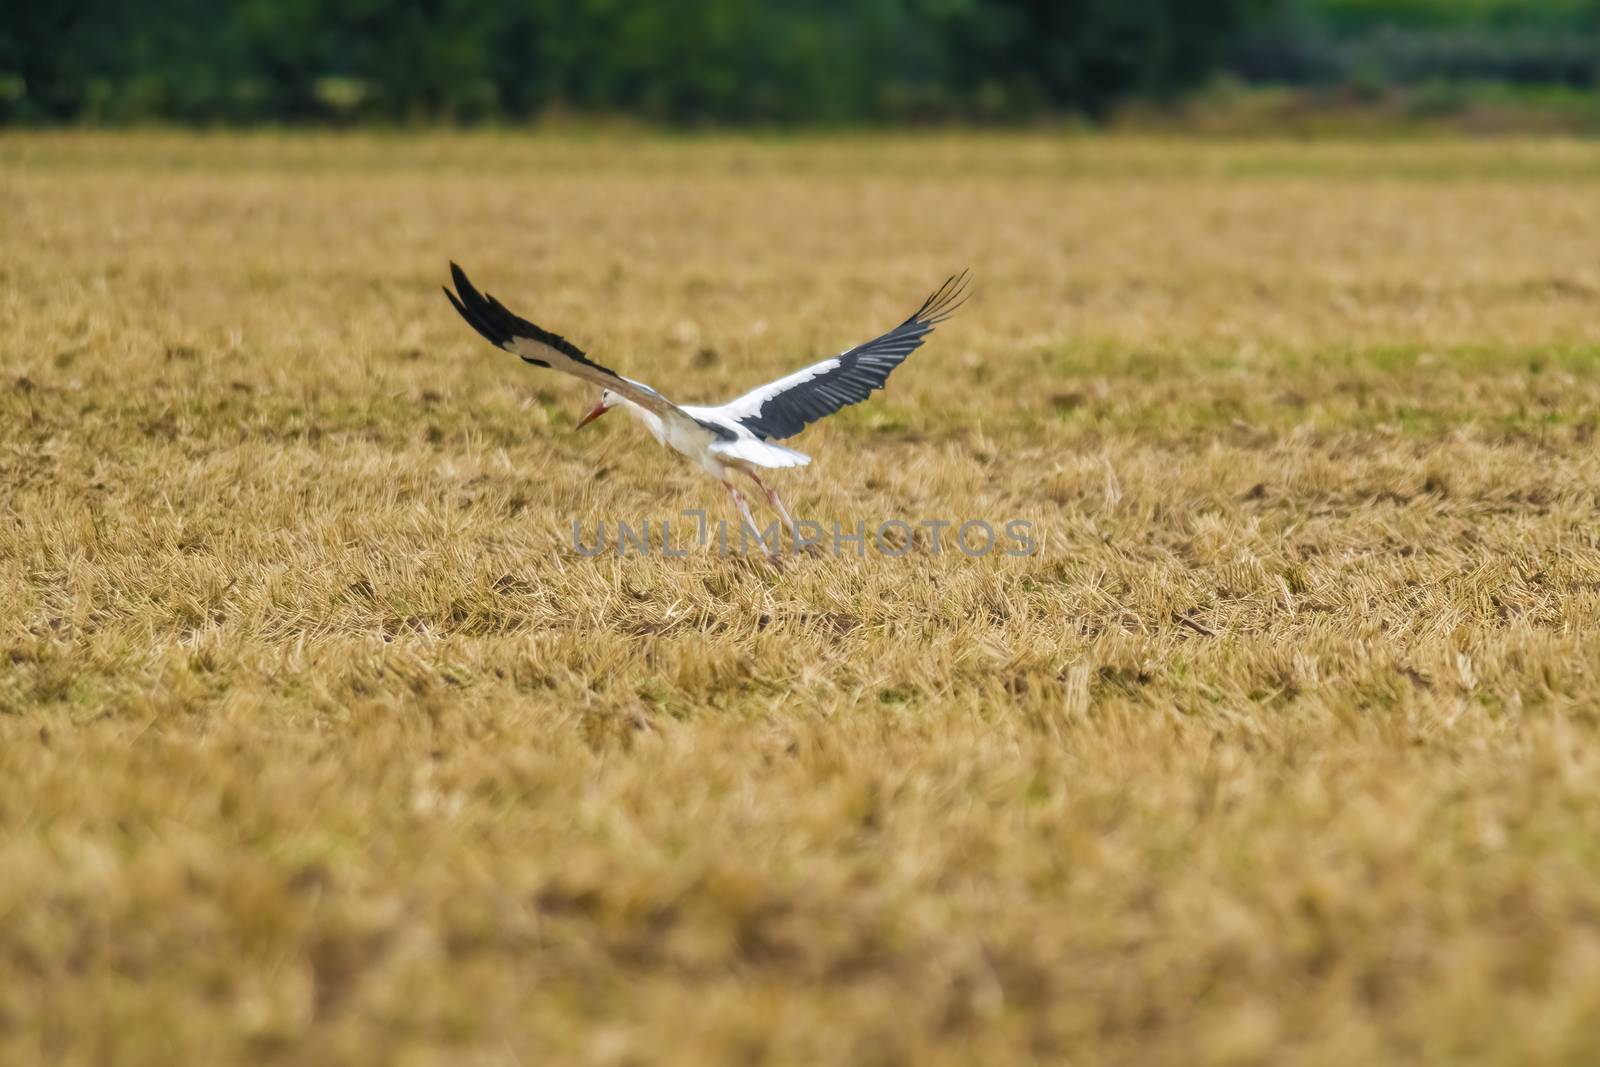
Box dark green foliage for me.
[0,0,1266,124]
[944,0,1280,119]
[3,0,1595,125]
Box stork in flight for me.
[443,263,968,551]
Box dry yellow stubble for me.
[3,131,1600,1065]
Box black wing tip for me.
[448,262,497,320]
[448,261,475,299]
[443,261,512,349]
[443,261,603,371]
[915,268,972,325]
[442,284,469,324]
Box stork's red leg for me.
[745,471,797,543]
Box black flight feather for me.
[732,269,970,441]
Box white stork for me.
[443,263,968,550]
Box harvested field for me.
[4,132,1600,1065]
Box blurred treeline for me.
[1234,0,1600,91]
[1,0,1596,125]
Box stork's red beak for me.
[576,401,609,430]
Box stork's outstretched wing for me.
[709,271,969,442]
[443,262,691,427]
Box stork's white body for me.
[619,396,811,479]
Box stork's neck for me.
[617,397,665,444]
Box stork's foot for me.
[745,472,798,549]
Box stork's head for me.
[576,389,616,429]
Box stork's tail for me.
[713,437,810,469]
